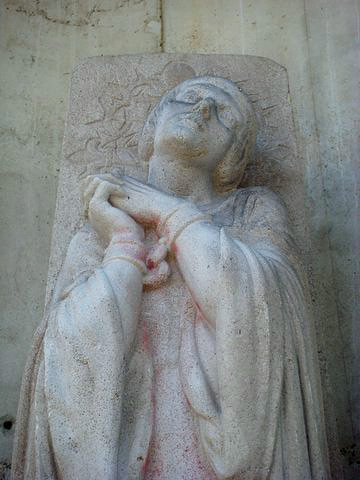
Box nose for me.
[195,97,215,119]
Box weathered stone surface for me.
[12,55,329,479]
[45,54,302,302]
[162,4,360,477]
[0,0,161,463]
[1,2,359,478]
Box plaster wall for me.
[0,0,161,467]
[0,1,359,479]
[162,4,360,478]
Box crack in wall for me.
[159,0,164,52]
[6,1,146,28]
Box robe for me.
[11,186,330,480]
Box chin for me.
[155,126,207,159]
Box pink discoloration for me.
[170,243,178,255]
[113,226,139,236]
[143,439,164,479]
[145,318,159,345]
[133,213,160,226]
[134,246,147,262]
[195,301,214,329]
[141,451,151,477]
[195,301,205,319]
[142,372,157,477]
[153,364,166,385]
[109,243,147,261]
[141,320,151,353]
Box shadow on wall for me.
[0,462,11,480]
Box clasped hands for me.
[82,173,185,244]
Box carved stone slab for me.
[46,53,300,306]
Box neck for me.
[147,154,216,203]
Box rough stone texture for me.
[0,1,359,479]
[304,4,360,472]
[45,54,301,300]
[0,0,161,465]
[12,59,329,479]
[162,3,360,477]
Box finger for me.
[80,175,96,200]
[143,261,171,287]
[88,181,124,224]
[81,174,110,203]
[107,181,145,199]
[146,242,168,268]
[109,185,138,210]
[82,174,124,202]
[82,174,102,191]
[123,176,152,190]
[82,177,102,212]
[83,176,101,196]
[92,180,126,203]
[121,175,143,185]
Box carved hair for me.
[138,76,257,192]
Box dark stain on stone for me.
[11,1,145,27]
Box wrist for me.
[103,232,147,274]
[157,202,211,250]
[157,199,188,230]
[111,225,144,243]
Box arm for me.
[159,188,295,329]
[171,193,292,478]
[54,176,147,349]
[43,178,147,479]
[110,176,326,478]
[166,215,245,329]
[108,176,291,329]
[106,175,299,331]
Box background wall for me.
[0,1,359,479]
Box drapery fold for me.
[12,188,329,479]
[12,226,153,480]
[179,188,329,479]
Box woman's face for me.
[153,81,243,171]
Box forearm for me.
[159,203,248,327]
[56,230,145,354]
[100,233,146,343]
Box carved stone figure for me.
[12,75,330,479]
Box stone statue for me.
[12,76,330,479]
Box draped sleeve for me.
[178,188,330,479]
[12,225,153,480]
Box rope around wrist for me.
[157,203,211,249]
[103,232,147,274]
[102,255,146,274]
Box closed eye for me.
[175,90,202,104]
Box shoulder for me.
[53,224,104,302]
[234,186,288,224]
[62,224,103,279]
[225,186,296,253]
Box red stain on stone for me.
[146,258,155,270]
[113,226,135,235]
[141,321,150,353]
[141,450,151,476]
[143,438,164,479]
[194,302,205,318]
